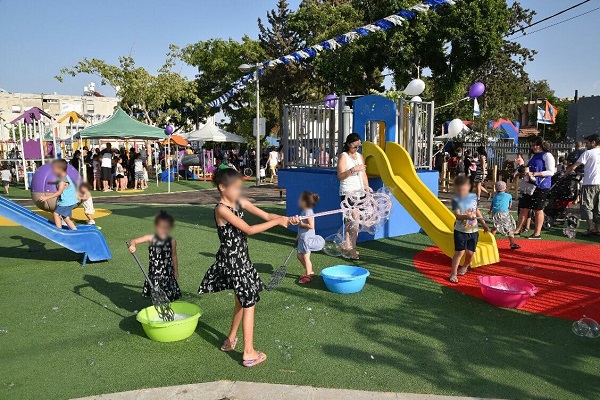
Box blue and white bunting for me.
[208,0,455,108]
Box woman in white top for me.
[337,133,370,259]
[266,146,279,183]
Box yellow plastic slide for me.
[363,141,499,267]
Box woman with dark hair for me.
[337,133,370,260]
[70,150,81,175]
[473,145,490,201]
[515,137,555,239]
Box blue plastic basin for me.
[320,265,370,294]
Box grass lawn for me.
[4,178,256,200]
[0,204,598,400]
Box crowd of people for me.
[445,134,600,283]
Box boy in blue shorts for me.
[450,175,488,283]
[489,181,520,249]
[39,159,78,230]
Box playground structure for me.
[0,196,111,263]
[279,94,499,267]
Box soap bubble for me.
[323,231,346,257]
[306,235,325,252]
[563,228,576,239]
[323,240,343,257]
[572,317,600,338]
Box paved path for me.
[13,185,286,207]
[74,380,502,400]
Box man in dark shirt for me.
[567,141,585,174]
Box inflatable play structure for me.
[279,95,499,267]
[0,164,112,263]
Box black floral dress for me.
[143,235,181,301]
[198,203,262,308]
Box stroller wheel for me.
[543,215,554,230]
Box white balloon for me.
[410,96,422,103]
[447,118,465,136]
[403,79,425,96]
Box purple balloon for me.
[469,82,485,98]
[164,125,174,135]
[324,94,337,109]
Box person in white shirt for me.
[1,165,12,195]
[337,133,370,260]
[266,146,279,183]
[564,134,600,235]
[100,143,114,192]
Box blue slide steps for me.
[0,196,112,263]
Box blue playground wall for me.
[278,167,439,242]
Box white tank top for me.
[339,152,364,195]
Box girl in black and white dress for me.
[198,168,298,367]
[128,211,181,301]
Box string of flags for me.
[208,0,456,108]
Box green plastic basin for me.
[136,301,202,342]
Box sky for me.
[0,0,598,99]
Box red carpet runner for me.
[413,240,600,320]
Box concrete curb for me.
[73,380,504,400]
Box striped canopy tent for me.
[75,108,165,140]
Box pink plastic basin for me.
[477,276,538,309]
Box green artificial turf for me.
[0,204,599,400]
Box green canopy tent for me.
[75,108,165,140]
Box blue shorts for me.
[454,230,479,252]
[55,204,75,218]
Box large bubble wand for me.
[297,189,392,229]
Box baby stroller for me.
[543,173,582,228]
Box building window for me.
[86,103,95,112]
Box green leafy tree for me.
[179,36,266,139]
[290,0,385,95]
[56,46,197,129]
[258,0,310,126]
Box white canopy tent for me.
[183,118,247,143]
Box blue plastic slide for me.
[0,196,112,263]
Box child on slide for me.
[39,159,78,230]
[296,191,325,284]
[198,168,298,367]
[128,211,181,301]
[450,175,488,283]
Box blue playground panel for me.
[161,168,177,182]
[278,168,438,242]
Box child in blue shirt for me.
[489,181,520,249]
[39,159,78,230]
[450,175,488,283]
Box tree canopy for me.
[56,0,572,141]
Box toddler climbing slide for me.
[0,196,112,263]
[363,141,499,267]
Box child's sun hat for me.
[495,181,507,192]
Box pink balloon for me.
[469,82,485,98]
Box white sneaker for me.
[88,220,96,225]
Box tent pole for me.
[203,147,206,182]
[167,141,171,193]
[38,119,45,165]
[19,121,28,190]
